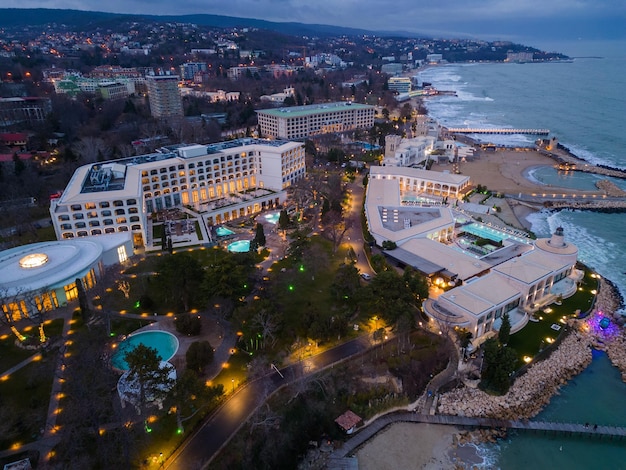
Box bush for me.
[139,294,155,310]
[186,340,214,373]
[175,314,202,336]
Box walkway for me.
[330,412,626,460]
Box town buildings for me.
[256,102,375,140]
[49,138,305,248]
[0,97,51,128]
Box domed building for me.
[0,233,133,322]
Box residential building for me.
[0,97,51,128]
[146,75,183,118]
[257,102,375,140]
[179,62,208,80]
[50,138,305,247]
[387,77,412,94]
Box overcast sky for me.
[4,0,626,46]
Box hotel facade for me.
[50,138,305,247]
[256,102,375,140]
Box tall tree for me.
[154,253,205,312]
[499,312,511,345]
[253,222,266,247]
[124,344,174,414]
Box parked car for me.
[360,272,371,281]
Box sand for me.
[356,423,462,470]
[430,147,557,195]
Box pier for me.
[447,127,550,135]
[330,412,626,460]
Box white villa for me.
[364,168,581,343]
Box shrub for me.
[175,314,202,336]
[186,340,214,373]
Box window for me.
[84,202,96,210]
[113,200,124,207]
[115,209,125,215]
[71,204,82,211]
[101,210,111,217]
[116,217,127,224]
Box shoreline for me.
[354,278,626,469]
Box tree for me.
[76,277,90,319]
[186,341,214,373]
[278,209,290,232]
[154,253,205,312]
[124,344,175,414]
[175,313,202,336]
[499,312,511,345]
[253,222,266,247]
[321,210,350,253]
[0,286,27,341]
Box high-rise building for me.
[146,75,183,118]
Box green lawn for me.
[508,267,598,364]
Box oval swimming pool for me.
[111,330,179,371]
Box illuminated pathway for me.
[164,334,373,469]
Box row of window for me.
[60,216,140,230]
[72,199,137,211]
[59,207,139,222]
[62,225,140,238]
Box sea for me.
[418,40,626,469]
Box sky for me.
[2,0,626,47]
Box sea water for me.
[418,40,626,468]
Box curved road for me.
[165,334,373,469]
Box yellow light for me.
[523,356,532,363]
[222,362,229,369]
[0,334,8,340]
[147,415,158,423]
[1,375,9,381]
[10,443,22,451]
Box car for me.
[360,273,371,281]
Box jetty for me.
[447,127,550,135]
[330,412,626,460]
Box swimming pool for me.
[463,223,508,243]
[227,239,250,253]
[264,212,280,224]
[111,330,179,371]
[216,226,235,237]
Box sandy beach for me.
[356,423,457,469]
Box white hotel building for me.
[50,138,305,247]
[256,102,375,140]
[364,167,581,343]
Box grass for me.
[508,267,598,364]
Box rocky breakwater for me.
[438,332,593,421]
[596,180,626,197]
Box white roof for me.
[0,234,128,296]
[370,165,470,186]
[400,238,491,280]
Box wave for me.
[529,210,626,315]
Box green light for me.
[134,301,140,308]
[109,332,115,337]
[177,428,183,434]
[299,265,304,272]
[288,285,294,291]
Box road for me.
[165,334,372,469]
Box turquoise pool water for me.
[111,330,179,371]
[463,223,509,243]
[264,212,280,224]
[227,239,250,253]
[216,226,234,237]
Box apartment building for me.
[256,101,375,140]
[50,138,305,247]
[146,75,183,118]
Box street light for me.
[231,378,235,393]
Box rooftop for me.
[256,101,374,118]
